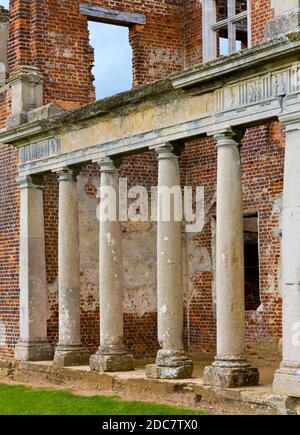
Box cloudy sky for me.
[0,0,132,99]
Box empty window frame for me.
[80,3,146,99]
[202,0,251,62]
[88,21,133,99]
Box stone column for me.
[53,168,89,367]
[273,113,300,398]
[90,157,134,372]
[14,175,53,361]
[204,128,259,388]
[146,144,193,379]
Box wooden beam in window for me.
[79,3,146,26]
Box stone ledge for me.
[1,361,300,415]
[203,365,260,389]
[90,352,134,372]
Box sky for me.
[0,0,133,100]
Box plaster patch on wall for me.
[188,245,211,275]
[271,193,282,237]
[48,278,58,295]
[186,239,212,307]
[123,223,157,316]
[77,173,100,311]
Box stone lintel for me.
[79,3,146,26]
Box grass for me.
[0,384,208,415]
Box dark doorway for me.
[244,214,261,310]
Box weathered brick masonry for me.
[0,0,285,361]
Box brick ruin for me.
[0,0,300,396]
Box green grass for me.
[0,384,208,415]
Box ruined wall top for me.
[0,6,9,22]
[0,1,299,130]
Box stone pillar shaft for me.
[216,132,245,358]
[99,163,123,348]
[204,129,259,388]
[157,147,183,351]
[146,144,193,379]
[90,157,134,372]
[54,168,89,367]
[14,175,52,361]
[273,114,300,398]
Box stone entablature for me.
[19,138,61,165]
[215,64,300,113]
[1,38,300,177]
[1,0,300,401]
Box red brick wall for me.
[180,137,217,352]
[251,0,274,45]
[0,6,17,360]
[7,0,32,72]
[179,122,284,352]
[0,1,287,361]
[5,1,186,110]
[242,123,284,345]
[184,0,202,67]
[42,156,160,358]
[0,5,11,129]
[0,144,19,360]
[4,1,277,114]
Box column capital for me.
[279,110,300,132]
[54,166,79,182]
[16,174,42,189]
[210,127,245,148]
[155,143,177,160]
[95,156,119,174]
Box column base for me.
[14,340,53,361]
[146,349,193,379]
[90,346,134,372]
[273,362,300,398]
[53,345,90,367]
[204,357,259,388]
